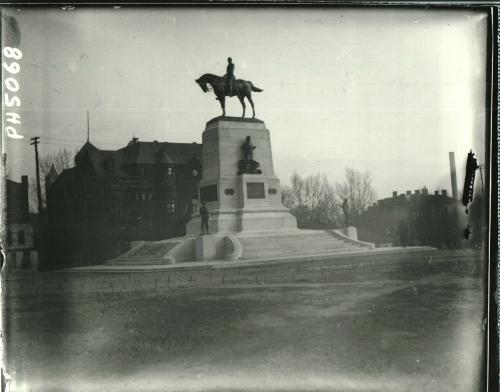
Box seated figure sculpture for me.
[238,136,262,174]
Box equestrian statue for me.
[195,57,263,118]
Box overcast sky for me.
[2,7,488,199]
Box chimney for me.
[422,188,428,196]
[449,152,458,200]
[392,191,397,198]
[415,190,420,196]
[442,190,447,197]
[434,190,439,196]
[406,190,411,196]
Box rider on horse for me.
[224,57,236,96]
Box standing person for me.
[224,57,236,96]
[341,199,350,227]
[200,201,210,235]
[398,219,409,248]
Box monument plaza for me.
[1,7,490,391]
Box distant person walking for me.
[398,219,409,248]
[200,201,210,235]
[341,199,350,227]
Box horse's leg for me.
[238,93,246,118]
[218,94,226,116]
[247,93,255,118]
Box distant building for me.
[5,176,38,270]
[352,188,464,248]
[44,138,202,269]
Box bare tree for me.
[335,167,376,217]
[282,172,340,229]
[29,148,76,211]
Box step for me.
[107,259,172,266]
[239,232,365,259]
[109,241,181,265]
[121,242,180,260]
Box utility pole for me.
[30,136,43,215]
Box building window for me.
[167,200,175,213]
[7,231,13,246]
[17,230,25,246]
[22,250,31,269]
[167,167,173,176]
[191,197,199,214]
[136,193,152,201]
[140,167,145,177]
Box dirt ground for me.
[3,250,486,392]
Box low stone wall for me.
[1,249,482,298]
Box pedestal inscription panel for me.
[247,182,265,199]
[200,184,218,202]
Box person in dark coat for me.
[200,201,210,235]
[341,199,350,227]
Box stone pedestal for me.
[340,226,358,240]
[186,116,297,235]
[195,235,217,261]
[105,118,373,266]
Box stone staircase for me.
[106,240,182,266]
[237,230,372,260]
[104,229,374,266]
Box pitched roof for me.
[51,167,77,188]
[72,139,202,178]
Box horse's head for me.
[195,77,208,93]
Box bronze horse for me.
[195,73,263,118]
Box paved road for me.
[3,250,486,392]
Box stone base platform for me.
[106,227,374,266]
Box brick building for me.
[44,138,202,269]
[5,176,38,270]
[352,188,465,248]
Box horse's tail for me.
[249,81,263,93]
